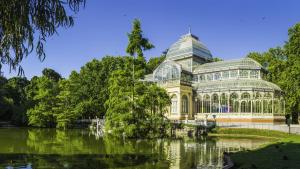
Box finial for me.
[188,26,191,34]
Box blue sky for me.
[2,0,300,78]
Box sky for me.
[2,0,300,78]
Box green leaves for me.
[105,65,171,138]
[0,0,85,75]
[126,19,154,59]
[248,23,300,123]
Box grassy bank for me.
[210,128,300,169]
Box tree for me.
[247,23,300,123]
[67,56,126,118]
[282,23,300,123]
[26,76,59,127]
[54,79,79,129]
[146,55,166,74]
[42,68,62,82]
[126,19,154,79]
[105,68,171,138]
[5,77,30,125]
[0,0,85,74]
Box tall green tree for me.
[26,69,60,127]
[42,68,62,82]
[282,23,300,122]
[5,77,30,125]
[126,19,154,78]
[0,0,85,74]
[67,56,126,118]
[247,23,300,123]
[105,67,171,138]
[54,79,79,129]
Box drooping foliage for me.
[0,0,85,74]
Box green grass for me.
[210,127,290,139]
[211,128,300,169]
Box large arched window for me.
[263,100,268,113]
[230,93,239,113]
[203,94,211,113]
[254,100,261,113]
[171,95,178,114]
[182,95,189,114]
[241,101,251,113]
[220,93,228,113]
[195,96,202,113]
[268,101,272,114]
[241,92,251,113]
[153,61,180,82]
[212,94,219,113]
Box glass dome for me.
[153,61,181,82]
[166,33,212,61]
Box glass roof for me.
[166,33,212,61]
[193,79,281,92]
[193,57,263,73]
[153,60,181,82]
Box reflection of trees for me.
[0,128,28,153]
[0,129,272,169]
[25,129,113,154]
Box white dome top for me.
[166,33,212,61]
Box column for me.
[227,92,230,113]
[238,92,241,114]
[272,93,274,115]
[251,100,253,114]
[261,98,264,114]
[250,92,253,114]
[218,94,221,113]
[210,95,212,114]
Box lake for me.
[0,128,272,169]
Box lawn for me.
[210,128,300,169]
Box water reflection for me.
[0,128,271,169]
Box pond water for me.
[0,128,272,169]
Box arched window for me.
[241,92,250,100]
[241,92,251,113]
[268,101,272,114]
[220,93,228,113]
[195,96,202,113]
[212,94,219,113]
[230,93,239,113]
[182,95,189,114]
[153,62,180,82]
[241,101,251,113]
[263,100,268,113]
[171,95,178,114]
[254,100,261,113]
[203,94,210,113]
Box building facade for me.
[145,32,285,124]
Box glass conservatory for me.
[144,32,285,124]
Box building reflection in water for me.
[164,137,269,169]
